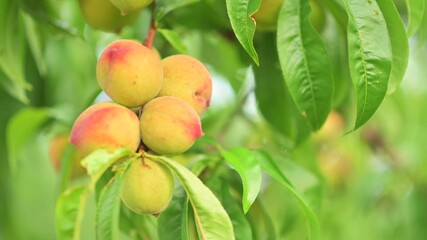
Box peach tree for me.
[1,0,427,240]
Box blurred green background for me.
[1,0,427,239]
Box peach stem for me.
[143,2,157,49]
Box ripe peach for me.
[49,134,86,178]
[97,40,163,107]
[70,102,140,157]
[140,96,204,155]
[79,0,139,32]
[121,158,174,215]
[159,55,212,115]
[111,0,153,15]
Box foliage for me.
[1,0,427,239]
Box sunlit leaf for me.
[255,151,320,240]
[6,108,50,174]
[158,28,187,53]
[277,0,333,130]
[151,154,235,240]
[344,0,392,129]
[219,147,262,213]
[81,148,133,181]
[226,0,261,65]
[155,0,200,21]
[406,0,426,37]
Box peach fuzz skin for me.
[79,0,139,33]
[140,96,204,156]
[97,40,163,107]
[70,102,140,158]
[159,55,212,115]
[120,158,174,215]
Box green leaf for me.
[158,28,187,53]
[377,0,409,94]
[6,107,50,174]
[206,178,253,240]
[22,12,47,77]
[322,0,348,30]
[81,148,133,182]
[277,0,333,130]
[57,145,79,194]
[158,188,190,240]
[155,0,200,21]
[219,147,262,213]
[406,0,426,37]
[254,33,310,144]
[344,0,392,129]
[226,0,261,65]
[254,151,320,240]
[151,154,235,240]
[0,1,31,103]
[55,186,89,240]
[96,169,127,240]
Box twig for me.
[143,2,157,49]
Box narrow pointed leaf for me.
[219,147,262,213]
[344,0,392,129]
[158,188,189,240]
[254,34,310,144]
[96,170,127,240]
[152,154,235,240]
[406,0,425,37]
[155,0,200,21]
[158,28,187,53]
[277,0,333,130]
[377,0,409,94]
[255,151,320,240]
[226,0,261,65]
[206,179,253,240]
[0,1,30,103]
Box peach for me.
[79,0,139,32]
[253,0,283,31]
[97,40,163,107]
[140,96,204,155]
[253,0,326,32]
[121,158,174,215]
[70,102,140,157]
[49,134,86,178]
[314,111,345,142]
[111,0,153,15]
[158,55,212,115]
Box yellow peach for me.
[140,96,204,155]
[97,40,163,107]
[159,55,212,115]
[111,0,153,15]
[121,158,174,215]
[79,0,139,32]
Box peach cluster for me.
[66,39,212,215]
